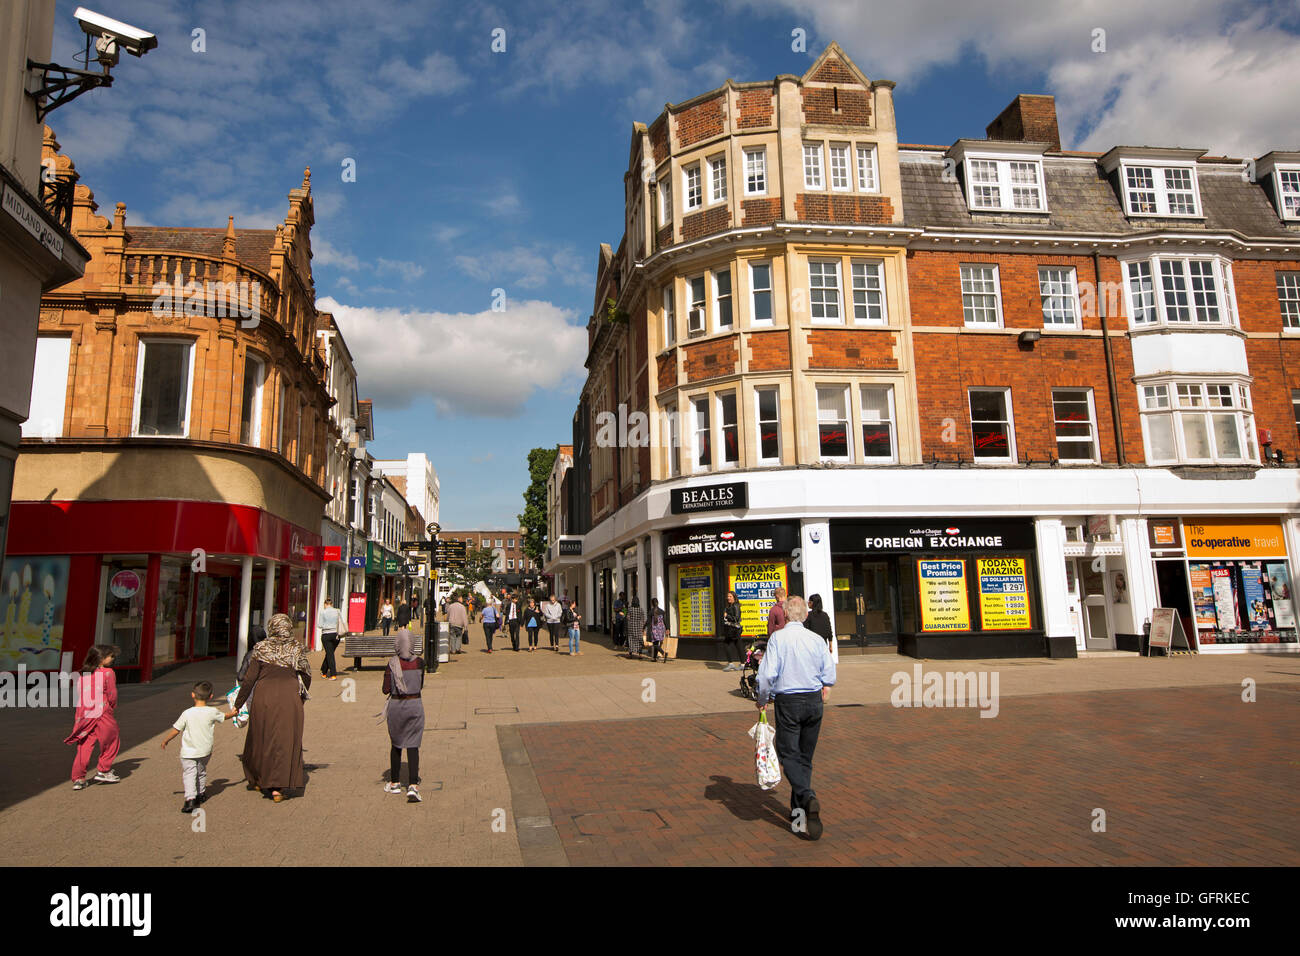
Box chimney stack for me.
[986,94,1060,151]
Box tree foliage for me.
[518,446,559,566]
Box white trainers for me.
[383,782,404,794]
[407,785,421,803]
[72,779,86,790]
[93,771,120,784]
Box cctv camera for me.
[73,7,158,57]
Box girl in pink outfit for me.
[64,644,121,789]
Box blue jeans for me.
[568,628,580,653]
[772,691,824,812]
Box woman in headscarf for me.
[806,593,835,648]
[381,628,425,802]
[233,613,310,802]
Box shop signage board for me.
[558,540,582,555]
[830,519,1036,554]
[675,564,715,636]
[670,481,748,515]
[1148,607,1194,653]
[2,184,65,258]
[665,522,797,558]
[727,560,788,638]
[322,546,342,562]
[348,592,367,633]
[1184,519,1286,558]
[348,555,365,569]
[917,560,971,631]
[976,557,1031,630]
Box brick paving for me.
[518,684,1300,866]
[0,624,1296,866]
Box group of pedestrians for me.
[611,592,672,662]
[444,592,583,655]
[378,595,423,637]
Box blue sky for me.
[48,0,1300,526]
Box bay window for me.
[1124,256,1237,327]
[692,396,711,471]
[1140,381,1256,464]
[750,262,773,326]
[809,260,842,322]
[718,391,739,468]
[133,339,194,437]
[851,260,887,324]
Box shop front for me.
[663,521,801,654]
[829,518,1044,659]
[3,499,321,681]
[1148,517,1298,653]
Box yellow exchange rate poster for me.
[728,561,788,638]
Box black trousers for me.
[390,746,419,786]
[772,691,824,811]
[613,618,626,646]
[507,620,520,650]
[321,633,340,676]
[526,626,540,647]
[381,618,392,636]
[720,630,741,663]
[484,622,497,650]
[547,622,561,647]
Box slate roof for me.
[900,150,1300,239]
[125,227,278,274]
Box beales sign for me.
[670,481,748,515]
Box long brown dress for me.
[234,659,308,791]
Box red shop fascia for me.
[7,500,322,682]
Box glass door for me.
[1080,559,1113,649]
[862,560,899,646]
[831,561,859,643]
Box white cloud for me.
[454,244,589,289]
[313,238,361,271]
[376,259,426,281]
[484,188,522,217]
[738,0,1299,156]
[320,295,587,417]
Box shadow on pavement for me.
[704,774,790,832]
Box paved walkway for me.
[0,622,1295,866]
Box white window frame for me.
[691,395,712,473]
[1120,162,1202,217]
[716,390,739,470]
[960,264,1003,327]
[856,145,879,193]
[22,335,72,439]
[744,148,767,196]
[708,153,727,204]
[132,337,196,439]
[1138,379,1257,465]
[803,143,824,190]
[687,275,707,335]
[665,401,681,477]
[1277,272,1300,331]
[659,178,672,226]
[1038,267,1081,328]
[829,143,851,192]
[713,267,733,331]
[815,384,853,462]
[754,386,781,465]
[808,259,842,323]
[1123,255,1238,328]
[683,163,702,211]
[749,261,774,327]
[1051,388,1099,463]
[858,384,897,463]
[850,259,887,325]
[964,155,1047,212]
[1275,167,1300,221]
[969,388,1016,463]
[662,285,676,347]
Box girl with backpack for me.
[562,600,582,655]
[646,599,669,663]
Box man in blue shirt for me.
[756,594,836,840]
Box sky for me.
[47,0,1300,527]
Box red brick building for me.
[554,43,1300,661]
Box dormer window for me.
[1120,163,1200,217]
[963,156,1046,212]
[1276,167,1300,220]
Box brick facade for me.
[675,95,726,149]
[682,205,732,242]
[747,330,791,371]
[806,329,900,370]
[802,87,872,127]
[736,87,774,128]
[740,197,781,227]
[656,349,677,390]
[795,193,894,225]
[683,337,739,383]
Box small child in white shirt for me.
[161,680,235,813]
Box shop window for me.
[750,262,773,326]
[860,385,896,461]
[755,387,780,464]
[1052,389,1098,462]
[851,260,887,324]
[1139,381,1256,464]
[133,339,194,437]
[969,388,1015,461]
[816,385,851,461]
[99,557,149,666]
[21,336,72,439]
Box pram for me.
[738,636,767,700]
